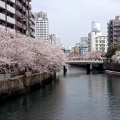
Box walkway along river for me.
[0,66,120,120]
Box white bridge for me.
[65,60,104,74]
[66,60,103,64]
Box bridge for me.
[66,60,103,64]
[65,60,104,74]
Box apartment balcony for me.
[23,25,27,30]
[7,27,15,33]
[30,17,35,23]
[7,16,15,24]
[0,25,6,30]
[30,25,35,30]
[7,4,15,14]
[23,0,26,3]
[114,23,120,27]
[16,0,22,9]
[26,0,29,6]
[0,13,5,21]
[23,6,26,12]
[9,0,15,3]
[16,21,23,28]
[0,1,5,9]
[29,21,32,26]
[16,10,22,17]
[29,4,31,10]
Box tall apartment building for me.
[35,11,49,41]
[0,0,35,37]
[107,16,120,46]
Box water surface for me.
[0,66,120,120]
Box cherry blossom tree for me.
[68,51,104,61]
[0,28,66,74]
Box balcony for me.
[0,13,5,21]
[16,10,22,17]
[16,0,22,9]
[16,21,23,28]
[30,25,35,30]
[7,16,15,24]
[9,0,15,3]
[30,17,35,23]
[0,1,5,9]
[23,25,27,30]
[7,4,15,14]
[23,0,26,3]
[29,4,31,10]
[26,0,29,6]
[23,6,26,12]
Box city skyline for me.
[31,0,120,49]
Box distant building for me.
[92,21,100,32]
[94,35,108,53]
[35,11,49,41]
[88,21,108,52]
[79,37,89,55]
[88,32,101,52]
[49,34,62,48]
[107,16,120,46]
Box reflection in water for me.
[0,66,120,120]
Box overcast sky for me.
[31,0,120,49]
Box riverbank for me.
[105,70,120,75]
[0,72,56,101]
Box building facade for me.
[49,34,62,48]
[35,11,49,41]
[0,0,34,36]
[107,16,120,46]
[79,37,89,55]
[94,35,108,53]
[88,32,101,52]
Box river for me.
[0,66,120,120]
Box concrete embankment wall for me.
[0,72,56,100]
[103,62,120,72]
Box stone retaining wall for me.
[0,72,56,100]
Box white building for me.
[88,32,101,52]
[35,12,49,41]
[92,21,100,32]
[94,35,108,52]
[49,34,62,48]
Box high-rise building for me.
[0,0,34,36]
[107,16,120,46]
[35,11,49,41]
[49,34,62,48]
[92,21,100,32]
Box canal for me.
[0,66,120,120]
